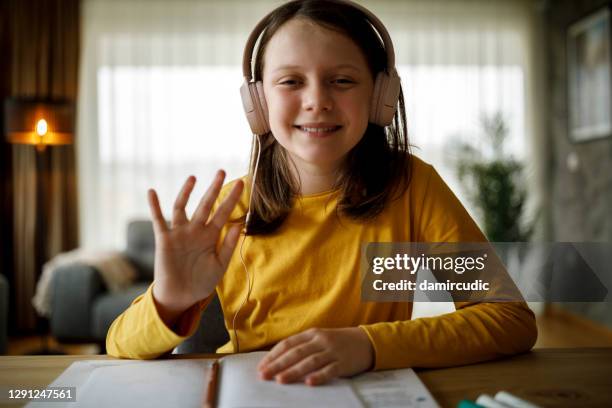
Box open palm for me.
[148,170,244,314]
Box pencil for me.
[203,360,219,408]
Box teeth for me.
[301,126,337,132]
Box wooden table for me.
[0,348,610,407]
[416,348,612,407]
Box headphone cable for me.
[232,133,261,353]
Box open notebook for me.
[26,351,438,408]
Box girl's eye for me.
[334,78,354,85]
[277,78,354,87]
[279,79,300,86]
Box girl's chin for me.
[290,150,346,167]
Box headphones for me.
[239,0,402,135]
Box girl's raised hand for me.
[148,170,244,328]
[256,327,374,386]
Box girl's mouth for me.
[293,125,342,137]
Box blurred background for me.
[0,0,611,355]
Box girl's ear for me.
[240,79,270,135]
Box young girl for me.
[107,0,537,386]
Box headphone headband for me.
[242,0,397,81]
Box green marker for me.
[458,399,485,408]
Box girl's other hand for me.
[148,170,244,328]
[256,327,374,386]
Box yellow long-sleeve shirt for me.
[106,156,537,370]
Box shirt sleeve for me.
[106,283,212,359]
[360,163,537,370]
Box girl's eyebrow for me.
[272,63,361,73]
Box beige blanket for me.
[33,249,138,317]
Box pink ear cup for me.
[369,71,401,127]
[240,80,270,135]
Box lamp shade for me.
[4,98,75,146]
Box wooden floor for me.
[6,336,101,355]
[6,305,612,355]
[534,304,612,348]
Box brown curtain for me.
[0,0,14,334]
[8,0,80,331]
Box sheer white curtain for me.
[77,0,542,255]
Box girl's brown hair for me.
[245,0,412,235]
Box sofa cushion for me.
[91,283,151,341]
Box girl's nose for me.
[302,83,333,113]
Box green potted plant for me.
[449,112,533,242]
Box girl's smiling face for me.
[262,18,374,175]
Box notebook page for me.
[26,359,212,408]
[218,351,364,408]
[352,369,440,408]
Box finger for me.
[147,189,169,235]
[305,362,340,386]
[192,170,226,224]
[274,352,333,384]
[218,224,242,267]
[257,329,318,372]
[259,341,323,381]
[171,175,196,227]
[208,180,244,231]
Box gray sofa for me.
[50,220,229,354]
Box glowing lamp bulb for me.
[36,119,48,136]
